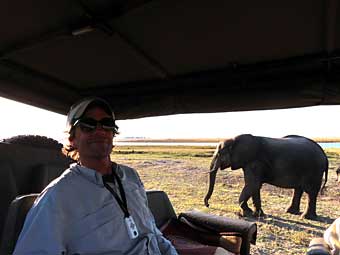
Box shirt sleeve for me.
[13,192,67,255]
[324,218,340,255]
[148,203,178,255]
[155,229,178,255]
[124,165,178,255]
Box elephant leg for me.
[239,185,254,217]
[286,188,303,215]
[252,186,265,217]
[301,190,318,220]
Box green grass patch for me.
[114,145,215,160]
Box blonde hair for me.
[62,129,78,160]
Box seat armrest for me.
[307,238,331,255]
[178,210,257,255]
[162,218,242,255]
[178,210,257,244]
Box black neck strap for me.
[102,163,129,218]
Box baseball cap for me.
[66,97,117,133]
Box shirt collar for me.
[70,163,106,186]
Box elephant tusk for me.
[204,168,232,175]
[202,168,218,174]
[208,168,218,174]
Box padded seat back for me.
[30,164,67,193]
[0,142,71,243]
[146,190,177,229]
[0,161,19,246]
[0,194,38,255]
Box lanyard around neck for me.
[102,163,130,218]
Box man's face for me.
[70,106,114,161]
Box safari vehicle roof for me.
[1,0,340,119]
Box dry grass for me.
[112,146,340,255]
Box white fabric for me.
[324,218,340,255]
[13,164,178,255]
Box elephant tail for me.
[320,155,329,195]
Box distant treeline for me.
[117,137,340,143]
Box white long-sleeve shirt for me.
[14,163,178,255]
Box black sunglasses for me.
[73,117,117,133]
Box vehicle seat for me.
[0,141,72,244]
[0,194,38,254]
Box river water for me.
[318,142,340,149]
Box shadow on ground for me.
[246,214,336,236]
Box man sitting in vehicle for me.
[13,97,178,255]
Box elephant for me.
[204,134,328,220]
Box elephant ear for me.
[210,140,233,171]
[231,134,259,169]
[220,139,235,170]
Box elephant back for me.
[282,135,328,189]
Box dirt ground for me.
[113,147,340,255]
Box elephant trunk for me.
[204,158,219,207]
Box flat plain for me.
[112,145,340,255]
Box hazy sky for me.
[1,96,340,142]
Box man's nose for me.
[93,124,107,133]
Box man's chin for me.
[89,144,113,155]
